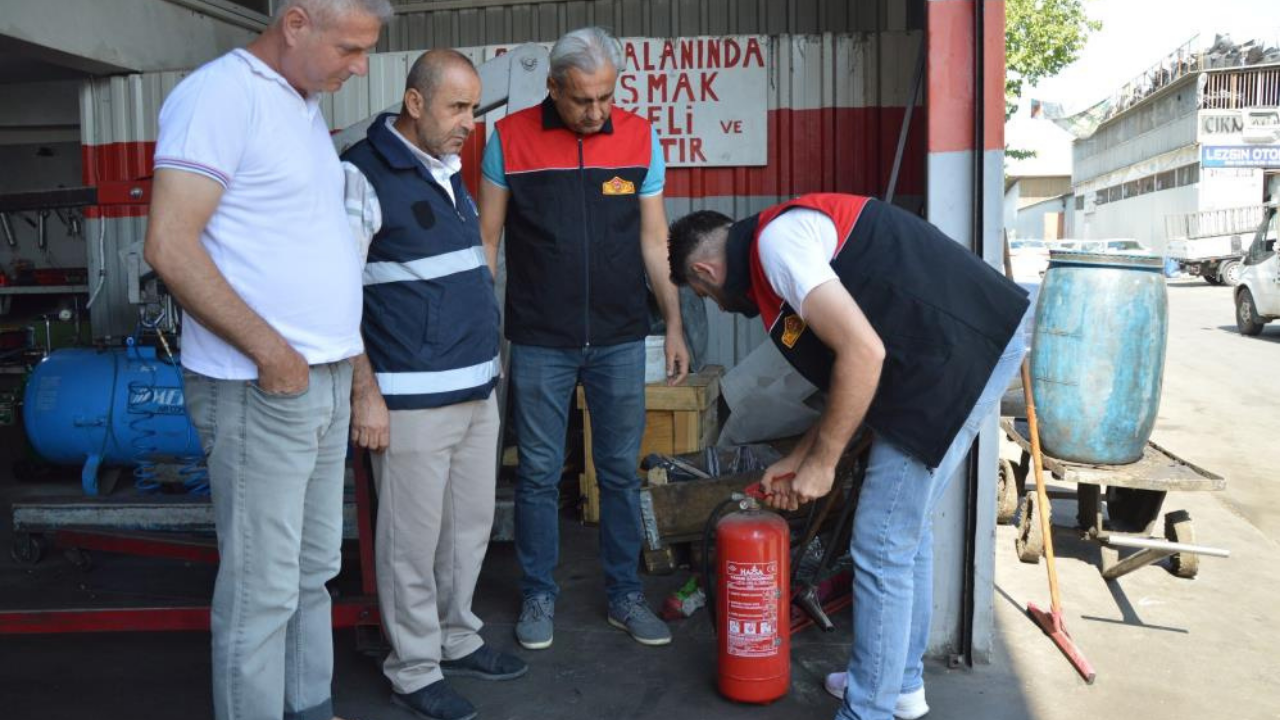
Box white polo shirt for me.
[154,48,363,380]
[757,208,840,320]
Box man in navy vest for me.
[343,50,526,720]
[668,195,1029,720]
[478,27,689,651]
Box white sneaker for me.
[823,671,847,699]
[822,673,930,719]
[895,687,929,720]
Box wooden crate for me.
[577,365,723,523]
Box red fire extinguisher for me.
[713,481,790,704]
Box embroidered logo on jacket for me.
[781,314,806,348]
[602,177,636,195]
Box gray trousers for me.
[372,392,499,694]
[184,361,353,720]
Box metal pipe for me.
[885,41,926,205]
[37,209,49,251]
[0,213,15,248]
[1102,534,1231,558]
[959,0,988,670]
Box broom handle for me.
[1021,358,1063,614]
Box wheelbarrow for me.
[998,418,1230,580]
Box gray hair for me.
[549,27,625,84]
[405,49,477,100]
[274,0,394,27]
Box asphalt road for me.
[1153,277,1280,543]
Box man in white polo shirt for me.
[142,2,390,719]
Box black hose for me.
[700,497,742,634]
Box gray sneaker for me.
[516,594,554,650]
[608,592,672,646]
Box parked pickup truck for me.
[1166,204,1271,286]
[1235,202,1280,336]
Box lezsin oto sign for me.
[1201,145,1280,169]
[616,36,768,167]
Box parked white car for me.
[1008,238,1050,281]
[1235,204,1280,336]
[1049,238,1152,255]
[1100,239,1153,255]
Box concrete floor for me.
[2,277,1278,719]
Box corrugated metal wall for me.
[82,31,926,366]
[80,72,188,339]
[381,0,923,50]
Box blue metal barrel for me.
[22,345,203,495]
[1030,252,1168,464]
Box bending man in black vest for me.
[668,194,1029,720]
[343,50,526,720]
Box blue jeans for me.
[510,341,646,603]
[184,361,352,720]
[838,334,1026,720]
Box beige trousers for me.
[372,392,499,694]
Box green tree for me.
[1006,0,1100,119]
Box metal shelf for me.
[0,285,89,314]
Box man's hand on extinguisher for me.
[760,454,799,510]
[762,462,835,512]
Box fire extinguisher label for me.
[724,561,779,658]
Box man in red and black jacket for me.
[479,26,689,652]
[668,195,1029,720]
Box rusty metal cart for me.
[998,418,1230,580]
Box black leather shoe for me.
[440,644,529,681]
[391,680,477,720]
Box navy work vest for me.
[726,194,1029,467]
[495,98,654,348]
[342,114,500,410]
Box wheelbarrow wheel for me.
[1165,510,1199,579]
[997,458,1018,525]
[1016,491,1046,564]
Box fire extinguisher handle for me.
[744,472,795,501]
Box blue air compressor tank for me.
[22,345,203,495]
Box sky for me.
[1029,0,1280,110]
[1006,0,1280,175]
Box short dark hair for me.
[668,210,732,285]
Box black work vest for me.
[341,114,500,410]
[495,98,654,348]
[726,194,1029,467]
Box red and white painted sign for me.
[724,560,780,658]
[616,36,768,167]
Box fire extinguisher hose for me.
[701,496,743,632]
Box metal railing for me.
[1165,204,1267,241]
[1202,66,1280,109]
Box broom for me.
[1007,233,1096,684]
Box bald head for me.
[405,49,478,103]
[396,49,481,159]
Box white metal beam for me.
[0,0,258,76]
